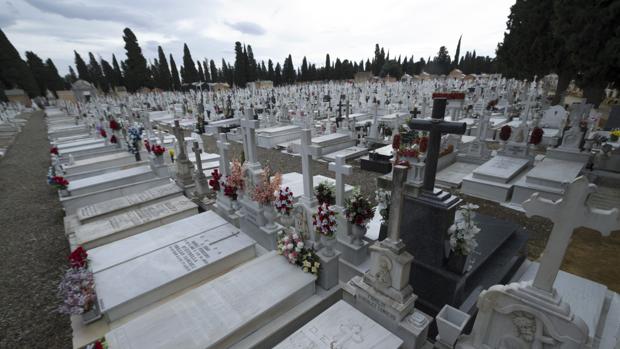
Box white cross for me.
[328,155,352,207]
[523,176,619,293]
[239,108,259,165]
[192,141,205,175]
[299,129,321,202]
[173,120,188,159]
[216,133,230,178]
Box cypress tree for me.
[111,54,123,87]
[45,58,65,91]
[88,52,108,92]
[267,59,274,82]
[0,29,39,97]
[324,54,331,80]
[233,42,247,87]
[68,66,78,83]
[197,60,205,82]
[122,27,149,92]
[25,51,49,96]
[202,60,210,82]
[246,45,257,82]
[156,46,172,90]
[181,43,198,84]
[74,51,90,82]
[274,63,282,86]
[301,56,308,82]
[101,59,115,91]
[209,60,218,83]
[169,54,181,90]
[453,35,462,67]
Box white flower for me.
[287,243,294,250]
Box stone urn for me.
[280,214,294,228]
[321,235,336,257]
[436,304,470,347]
[263,204,277,229]
[350,223,367,246]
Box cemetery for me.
[1,1,620,349]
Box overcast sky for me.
[2,0,515,75]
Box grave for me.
[91,212,256,322]
[360,144,393,174]
[322,146,368,162]
[290,133,356,158]
[71,195,198,249]
[105,251,316,349]
[461,155,531,202]
[256,124,303,149]
[62,152,144,176]
[274,300,403,349]
[66,165,158,197]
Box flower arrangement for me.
[209,168,222,191]
[127,126,142,143]
[448,203,481,256]
[223,183,238,200]
[314,181,335,205]
[109,119,121,131]
[343,189,375,226]
[276,231,321,275]
[228,160,245,191]
[69,246,88,269]
[250,167,282,205]
[99,129,107,138]
[499,125,512,141]
[392,133,401,151]
[398,143,420,159]
[50,175,69,190]
[50,146,58,155]
[110,135,118,144]
[88,338,107,349]
[375,188,391,224]
[312,203,337,238]
[57,266,96,315]
[529,127,544,145]
[418,136,429,153]
[610,129,620,142]
[151,144,166,156]
[275,187,294,215]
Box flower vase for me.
[263,205,277,229]
[446,252,469,274]
[60,189,70,197]
[153,155,164,166]
[610,134,619,142]
[280,214,293,228]
[350,224,366,246]
[321,235,336,257]
[81,298,102,325]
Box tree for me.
[74,51,90,82]
[169,54,181,90]
[45,58,66,91]
[209,60,218,83]
[111,54,124,87]
[122,28,149,92]
[324,54,331,80]
[0,29,39,97]
[282,54,295,84]
[25,51,49,96]
[101,59,115,91]
[67,66,78,83]
[246,45,258,82]
[233,42,247,87]
[380,60,403,79]
[180,43,198,85]
[156,46,172,90]
[267,59,274,82]
[301,56,308,81]
[453,35,462,67]
[197,60,205,82]
[88,52,108,92]
[274,62,282,86]
[202,60,211,82]
[333,58,343,80]
[427,46,451,75]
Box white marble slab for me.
[68,166,155,195]
[322,146,368,161]
[472,156,529,183]
[94,219,255,321]
[76,183,183,223]
[274,300,402,349]
[56,138,103,150]
[524,158,583,189]
[73,196,198,249]
[436,162,479,188]
[105,251,316,349]
[279,172,353,201]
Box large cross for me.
[192,141,205,176]
[173,120,188,160]
[216,133,230,178]
[408,98,466,191]
[384,164,408,253]
[239,108,259,165]
[328,155,352,207]
[523,176,619,293]
[299,129,322,202]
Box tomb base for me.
[317,250,340,290]
[337,236,369,266]
[239,207,282,251]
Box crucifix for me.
[410,107,421,119]
[216,133,231,178]
[239,107,259,166]
[384,164,408,253]
[408,98,467,191]
[522,176,619,294]
[328,155,352,207]
[299,129,322,203]
[173,120,188,161]
[192,141,206,180]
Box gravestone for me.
[172,120,194,188]
[191,141,209,197]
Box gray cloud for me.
[0,1,19,27]
[23,0,152,28]
[226,21,266,35]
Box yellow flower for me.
[303,267,308,272]
[311,267,317,273]
[611,129,620,137]
[303,261,311,267]
[314,262,320,268]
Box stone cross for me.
[216,133,231,178]
[385,165,408,253]
[173,120,188,160]
[299,129,322,202]
[523,176,619,293]
[192,141,205,176]
[240,108,259,165]
[328,155,352,207]
[408,98,466,191]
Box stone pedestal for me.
[174,158,194,188]
[337,237,369,266]
[317,249,340,290]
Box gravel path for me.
[0,111,72,348]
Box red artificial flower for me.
[392,133,401,150]
[529,127,544,145]
[100,129,107,138]
[418,136,428,153]
[110,135,118,144]
[69,246,88,268]
[109,119,121,131]
[50,146,58,155]
[499,125,512,141]
[432,92,465,100]
[151,144,166,156]
[209,169,222,191]
[94,340,104,349]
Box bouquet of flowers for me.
[312,203,337,238]
[110,135,118,144]
[343,189,375,226]
[209,168,222,191]
[127,126,142,143]
[57,267,96,315]
[250,167,282,205]
[448,203,481,256]
[397,143,420,159]
[109,119,121,131]
[610,129,620,142]
[69,246,88,269]
[151,144,166,156]
[223,183,238,200]
[499,125,512,141]
[50,146,59,155]
[418,136,429,153]
[314,181,335,205]
[277,231,321,275]
[274,187,294,215]
[87,338,107,349]
[50,176,69,190]
[392,133,401,151]
[228,160,245,191]
[529,127,544,145]
[99,129,107,138]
